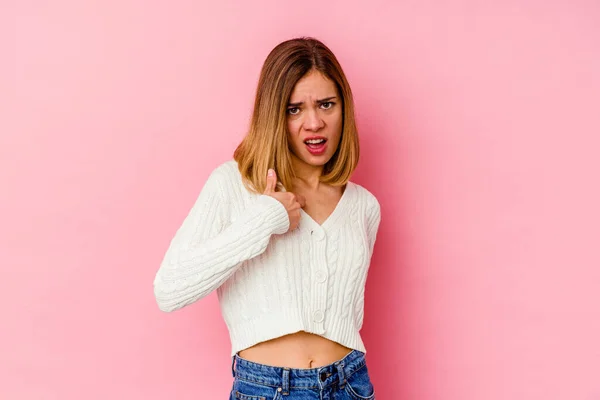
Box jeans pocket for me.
[344,364,375,400]
[234,392,266,400]
[233,378,281,400]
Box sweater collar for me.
[298,181,354,233]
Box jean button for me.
[320,371,327,381]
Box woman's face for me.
[286,69,343,168]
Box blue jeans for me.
[230,349,376,399]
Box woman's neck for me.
[290,154,324,189]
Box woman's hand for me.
[263,169,305,232]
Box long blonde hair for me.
[233,37,360,194]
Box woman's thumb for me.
[264,169,277,194]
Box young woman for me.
[154,37,381,399]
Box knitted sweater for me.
[153,160,381,356]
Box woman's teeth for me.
[305,139,325,144]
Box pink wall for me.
[3,1,600,399]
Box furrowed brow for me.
[316,96,337,103]
[287,96,338,107]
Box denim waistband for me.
[231,349,366,393]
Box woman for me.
[154,37,381,399]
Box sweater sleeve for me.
[366,194,382,256]
[153,167,290,312]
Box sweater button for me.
[315,270,327,283]
[310,228,325,240]
[313,310,325,323]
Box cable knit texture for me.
[153,160,382,356]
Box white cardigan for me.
[153,160,382,356]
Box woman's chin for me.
[300,153,332,167]
[290,147,334,168]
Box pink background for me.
[3,1,600,399]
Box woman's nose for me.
[304,109,324,131]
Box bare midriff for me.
[237,179,352,368]
[237,331,353,368]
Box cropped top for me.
[153,160,382,356]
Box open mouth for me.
[303,138,328,155]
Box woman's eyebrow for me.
[287,96,338,107]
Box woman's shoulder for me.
[348,181,381,232]
[202,159,244,194]
[209,159,239,177]
[348,181,380,211]
[205,159,240,182]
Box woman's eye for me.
[321,102,334,110]
[287,107,300,115]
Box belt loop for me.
[335,362,346,389]
[282,367,290,395]
[231,355,236,377]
